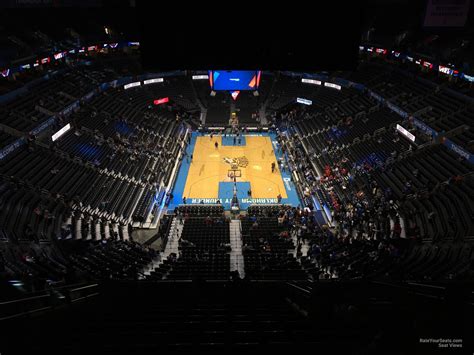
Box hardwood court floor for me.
[183,135,288,199]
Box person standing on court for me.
[271,162,276,173]
[215,141,219,149]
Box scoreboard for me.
[209,70,261,91]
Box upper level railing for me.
[0,282,99,321]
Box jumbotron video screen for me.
[209,70,261,90]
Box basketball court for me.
[168,132,301,210]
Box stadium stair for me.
[229,219,245,278]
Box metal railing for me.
[0,283,99,321]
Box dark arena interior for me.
[1,1,474,354]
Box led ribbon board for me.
[124,82,141,90]
[396,124,415,142]
[462,74,474,82]
[302,78,322,85]
[324,82,341,90]
[154,97,169,105]
[296,98,312,105]
[439,65,453,75]
[143,78,164,85]
[52,124,71,142]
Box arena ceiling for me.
[1,0,472,71]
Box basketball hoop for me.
[228,170,242,179]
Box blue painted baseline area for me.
[221,134,246,146]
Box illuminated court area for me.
[169,132,300,210]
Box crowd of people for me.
[260,114,417,280]
[248,200,407,280]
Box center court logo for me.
[223,156,249,170]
